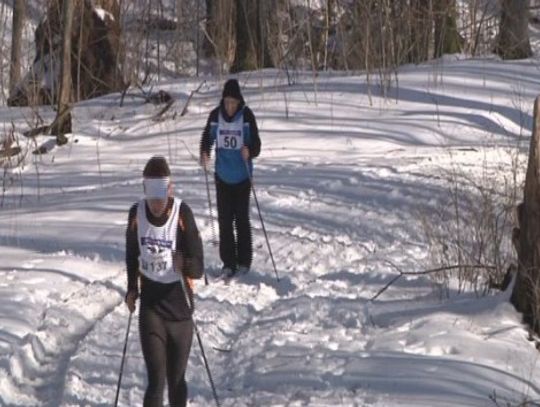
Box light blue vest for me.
[210,108,253,184]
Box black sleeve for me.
[244,106,261,158]
[178,202,204,279]
[125,203,140,293]
[200,107,218,157]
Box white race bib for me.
[217,129,242,150]
[217,111,244,150]
[139,237,173,276]
[136,198,182,284]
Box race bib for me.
[139,236,174,278]
[140,252,171,275]
[136,198,182,284]
[217,129,242,150]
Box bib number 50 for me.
[218,132,242,150]
[223,135,238,149]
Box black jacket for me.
[125,198,204,321]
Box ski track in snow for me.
[0,259,124,406]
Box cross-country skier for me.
[199,78,261,278]
[125,156,203,407]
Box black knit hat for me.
[143,156,170,178]
[222,79,243,101]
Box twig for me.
[212,346,232,353]
[119,81,131,107]
[152,99,175,121]
[23,125,50,138]
[151,80,205,122]
[0,146,22,157]
[180,139,198,162]
[370,263,497,301]
[180,80,206,117]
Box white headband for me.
[143,177,170,199]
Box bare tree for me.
[511,97,540,335]
[461,0,498,56]
[406,0,431,63]
[321,0,333,70]
[203,0,215,57]
[495,0,532,60]
[51,0,74,144]
[231,0,256,72]
[201,0,235,72]
[230,0,273,73]
[9,0,26,95]
[433,0,462,58]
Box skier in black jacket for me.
[199,79,261,278]
[125,156,203,407]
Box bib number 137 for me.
[141,259,167,273]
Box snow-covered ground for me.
[0,55,540,406]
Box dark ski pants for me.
[139,306,193,407]
[215,176,252,269]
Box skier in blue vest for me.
[199,79,261,278]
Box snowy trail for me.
[3,144,533,407]
[1,64,540,406]
[55,152,433,406]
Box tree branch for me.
[370,263,497,301]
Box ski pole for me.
[180,138,217,249]
[203,165,218,250]
[191,314,221,407]
[176,260,221,407]
[243,159,280,282]
[114,311,133,407]
[179,140,214,285]
[202,163,216,286]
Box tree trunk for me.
[230,0,273,73]
[202,0,235,71]
[322,0,333,70]
[257,0,273,69]
[9,0,26,94]
[408,0,430,63]
[433,0,462,58]
[511,97,540,334]
[203,0,214,57]
[231,0,257,72]
[8,0,124,107]
[495,0,532,60]
[52,0,74,144]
